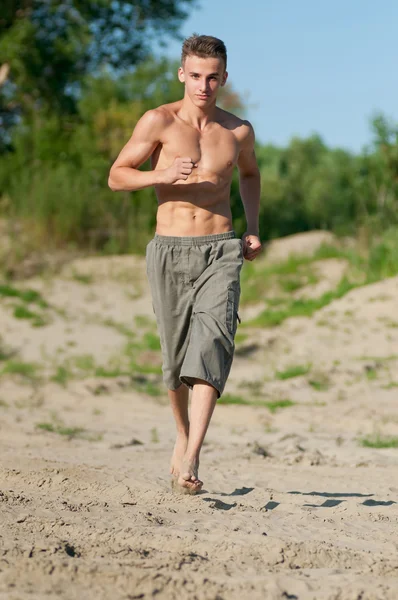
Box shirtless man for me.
[108,34,261,494]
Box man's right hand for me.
[162,157,196,184]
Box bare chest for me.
[156,122,240,174]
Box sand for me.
[1,239,398,600]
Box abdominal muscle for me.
[154,167,234,237]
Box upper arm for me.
[237,121,259,176]
[110,109,168,171]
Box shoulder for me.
[235,119,255,146]
[217,108,255,144]
[132,104,176,142]
[138,105,175,129]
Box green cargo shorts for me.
[145,230,244,398]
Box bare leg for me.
[169,384,190,478]
[178,379,218,493]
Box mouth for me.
[197,95,210,100]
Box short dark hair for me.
[181,34,227,70]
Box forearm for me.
[239,171,261,234]
[108,166,166,192]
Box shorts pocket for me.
[226,282,240,337]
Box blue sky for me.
[162,0,398,152]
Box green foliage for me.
[366,228,398,281]
[246,278,356,327]
[143,332,161,351]
[0,53,244,254]
[243,229,398,328]
[1,360,40,380]
[265,399,295,413]
[240,254,319,304]
[275,364,311,380]
[0,0,197,121]
[1,3,398,257]
[218,394,248,405]
[0,284,47,307]
[51,365,71,387]
[359,434,398,449]
[308,378,330,391]
[13,305,39,321]
[36,421,97,440]
[218,394,295,412]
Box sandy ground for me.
[1,237,398,600]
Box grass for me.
[265,399,295,413]
[238,379,264,394]
[245,278,356,328]
[234,332,248,345]
[275,364,311,380]
[365,367,378,381]
[142,332,161,351]
[382,382,398,389]
[241,232,398,329]
[123,335,162,358]
[308,372,331,391]
[0,283,50,327]
[72,272,93,284]
[13,304,48,326]
[358,354,398,363]
[102,318,136,339]
[130,361,163,375]
[72,354,96,372]
[218,394,248,405]
[359,434,398,449]
[49,342,163,392]
[218,393,295,412]
[36,421,102,441]
[36,422,85,438]
[13,305,38,320]
[280,271,318,293]
[309,379,329,391]
[94,365,126,378]
[0,284,48,308]
[135,315,155,329]
[240,255,320,305]
[50,365,72,387]
[1,360,40,381]
[133,380,163,396]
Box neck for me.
[178,93,218,130]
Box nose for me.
[199,79,210,93]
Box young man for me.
[108,34,261,494]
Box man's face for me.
[178,55,228,107]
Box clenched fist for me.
[242,232,262,261]
[162,157,196,184]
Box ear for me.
[221,70,228,87]
[178,66,185,83]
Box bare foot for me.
[176,457,203,494]
[170,433,188,478]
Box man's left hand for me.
[242,232,262,261]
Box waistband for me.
[153,230,237,246]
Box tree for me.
[0,0,197,141]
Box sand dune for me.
[1,237,398,599]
